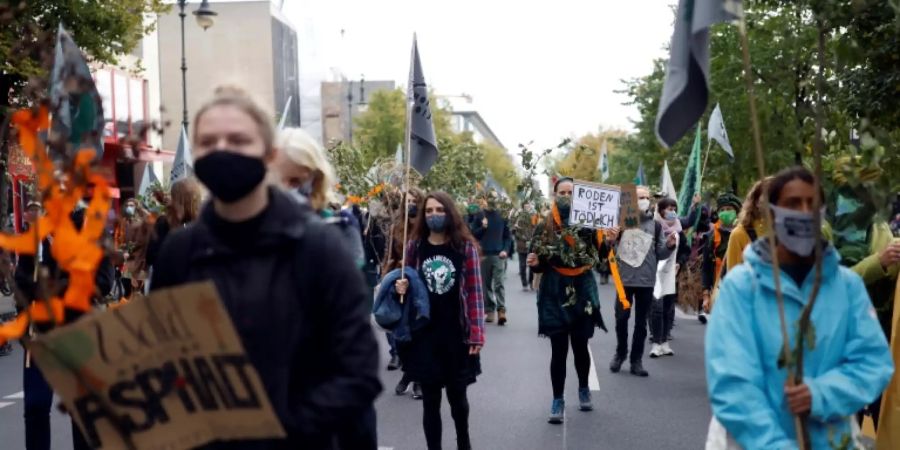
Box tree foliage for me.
[609,0,898,215]
[550,128,628,182]
[347,88,520,203]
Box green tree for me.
[615,0,898,208]
[351,89,520,202]
[551,128,627,182]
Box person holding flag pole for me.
[392,35,485,450]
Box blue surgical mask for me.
[407,204,418,218]
[426,214,447,232]
[124,206,136,216]
[665,210,677,221]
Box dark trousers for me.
[650,294,677,344]
[387,332,398,357]
[336,406,377,450]
[517,252,533,287]
[614,286,653,363]
[23,352,90,450]
[550,332,590,398]
[422,383,471,450]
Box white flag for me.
[170,125,193,184]
[661,160,677,200]
[394,143,403,163]
[708,103,734,159]
[138,163,159,196]
[597,140,610,182]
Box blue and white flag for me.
[170,126,193,184]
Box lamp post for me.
[178,0,217,133]
[346,75,366,142]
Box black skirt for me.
[399,325,481,387]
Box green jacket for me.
[850,222,899,337]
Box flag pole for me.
[737,11,806,449]
[399,36,416,303]
[701,138,712,183]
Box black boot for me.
[630,360,649,377]
[609,355,625,373]
[412,383,423,400]
[387,354,401,371]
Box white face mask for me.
[638,199,651,212]
[771,204,825,257]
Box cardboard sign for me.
[569,180,621,229]
[29,282,285,450]
[618,184,641,229]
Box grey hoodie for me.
[617,213,674,288]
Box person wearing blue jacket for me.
[471,192,513,325]
[706,166,894,450]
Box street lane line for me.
[0,401,13,409]
[587,346,600,391]
[4,391,23,399]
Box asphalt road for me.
[0,256,712,449]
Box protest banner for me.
[29,281,285,450]
[569,180,621,229]
[618,183,641,229]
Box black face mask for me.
[556,197,571,222]
[407,204,418,218]
[194,151,267,203]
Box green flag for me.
[678,124,703,217]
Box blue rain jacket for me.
[706,240,893,450]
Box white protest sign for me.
[569,181,621,229]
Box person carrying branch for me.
[527,177,610,424]
[706,166,894,449]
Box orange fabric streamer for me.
[0,108,110,345]
[550,202,630,309]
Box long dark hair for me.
[412,191,480,255]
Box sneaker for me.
[548,398,565,424]
[498,310,507,326]
[411,383,423,400]
[0,342,12,357]
[578,388,593,411]
[630,361,649,377]
[609,355,625,373]
[485,312,495,323]
[661,342,674,356]
[394,379,410,396]
[649,343,663,359]
[698,312,708,324]
[387,354,401,371]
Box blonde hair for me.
[277,127,336,211]
[738,176,773,230]
[192,85,276,154]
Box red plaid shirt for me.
[406,240,485,346]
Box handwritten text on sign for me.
[29,282,285,450]
[569,181,621,229]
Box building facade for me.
[320,79,395,146]
[157,0,300,152]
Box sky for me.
[280,0,677,155]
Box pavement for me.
[0,256,712,449]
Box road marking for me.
[0,401,13,409]
[587,347,600,391]
[378,447,394,450]
[3,391,23,399]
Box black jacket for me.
[151,188,382,450]
[701,226,733,290]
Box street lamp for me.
[346,75,366,142]
[178,0,217,133]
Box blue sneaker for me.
[578,388,593,411]
[548,398,565,424]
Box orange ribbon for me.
[550,202,630,309]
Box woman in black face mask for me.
[150,86,382,450]
[394,191,484,450]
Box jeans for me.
[386,332,398,357]
[650,294,677,344]
[23,351,90,450]
[517,252,533,288]
[614,286,653,363]
[550,332,591,398]
[481,255,507,312]
[422,383,471,450]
